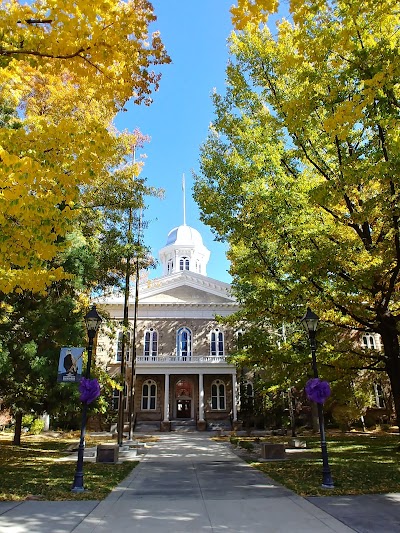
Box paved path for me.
[0,433,396,533]
[308,494,400,533]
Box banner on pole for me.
[57,347,84,383]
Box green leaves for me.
[195,1,400,417]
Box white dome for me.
[165,225,204,247]
[159,224,210,277]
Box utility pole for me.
[117,207,133,446]
[128,211,141,440]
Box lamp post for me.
[71,304,102,493]
[300,307,334,489]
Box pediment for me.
[138,271,236,305]
[141,285,232,304]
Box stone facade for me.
[96,224,239,431]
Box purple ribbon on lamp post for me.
[79,377,101,404]
[305,378,331,404]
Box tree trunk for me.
[288,388,296,437]
[380,315,400,433]
[13,411,23,445]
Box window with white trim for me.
[177,327,192,359]
[362,334,376,350]
[179,257,190,271]
[116,331,131,362]
[112,388,119,410]
[211,379,226,410]
[142,379,157,410]
[210,329,224,356]
[112,383,128,410]
[373,383,385,408]
[167,259,174,274]
[144,328,158,359]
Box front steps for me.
[133,418,233,433]
[171,419,197,432]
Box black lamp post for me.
[300,307,334,489]
[71,304,102,493]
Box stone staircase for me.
[171,419,197,432]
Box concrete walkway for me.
[1,433,397,533]
[0,433,355,533]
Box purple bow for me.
[305,378,331,404]
[79,378,101,404]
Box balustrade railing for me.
[136,354,228,364]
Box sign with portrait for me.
[57,347,84,383]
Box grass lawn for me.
[241,433,400,497]
[0,432,140,501]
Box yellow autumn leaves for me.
[0,0,170,294]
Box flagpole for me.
[182,173,186,226]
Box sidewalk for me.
[0,433,398,532]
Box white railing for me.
[136,354,228,364]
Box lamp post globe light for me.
[71,304,102,493]
[300,307,334,489]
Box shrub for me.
[332,404,361,432]
[239,440,254,451]
[21,414,45,434]
[22,414,35,428]
[230,436,239,445]
[29,418,45,435]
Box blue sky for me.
[115,0,235,283]
[114,1,288,283]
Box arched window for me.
[362,334,376,350]
[116,331,131,362]
[144,328,158,359]
[167,259,174,274]
[179,257,190,271]
[373,383,385,408]
[245,381,254,398]
[177,327,192,360]
[210,329,224,356]
[211,379,226,410]
[176,379,192,398]
[142,379,157,410]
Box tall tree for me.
[194,1,400,426]
[0,235,91,444]
[0,0,170,293]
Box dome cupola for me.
[159,224,210,276]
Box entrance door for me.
[176,399,191,418]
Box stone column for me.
[161,373,171,431]
[197,373,206,431]
[232,372,238,421]
[174,250,179,272]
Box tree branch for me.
[0,47,87,59]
